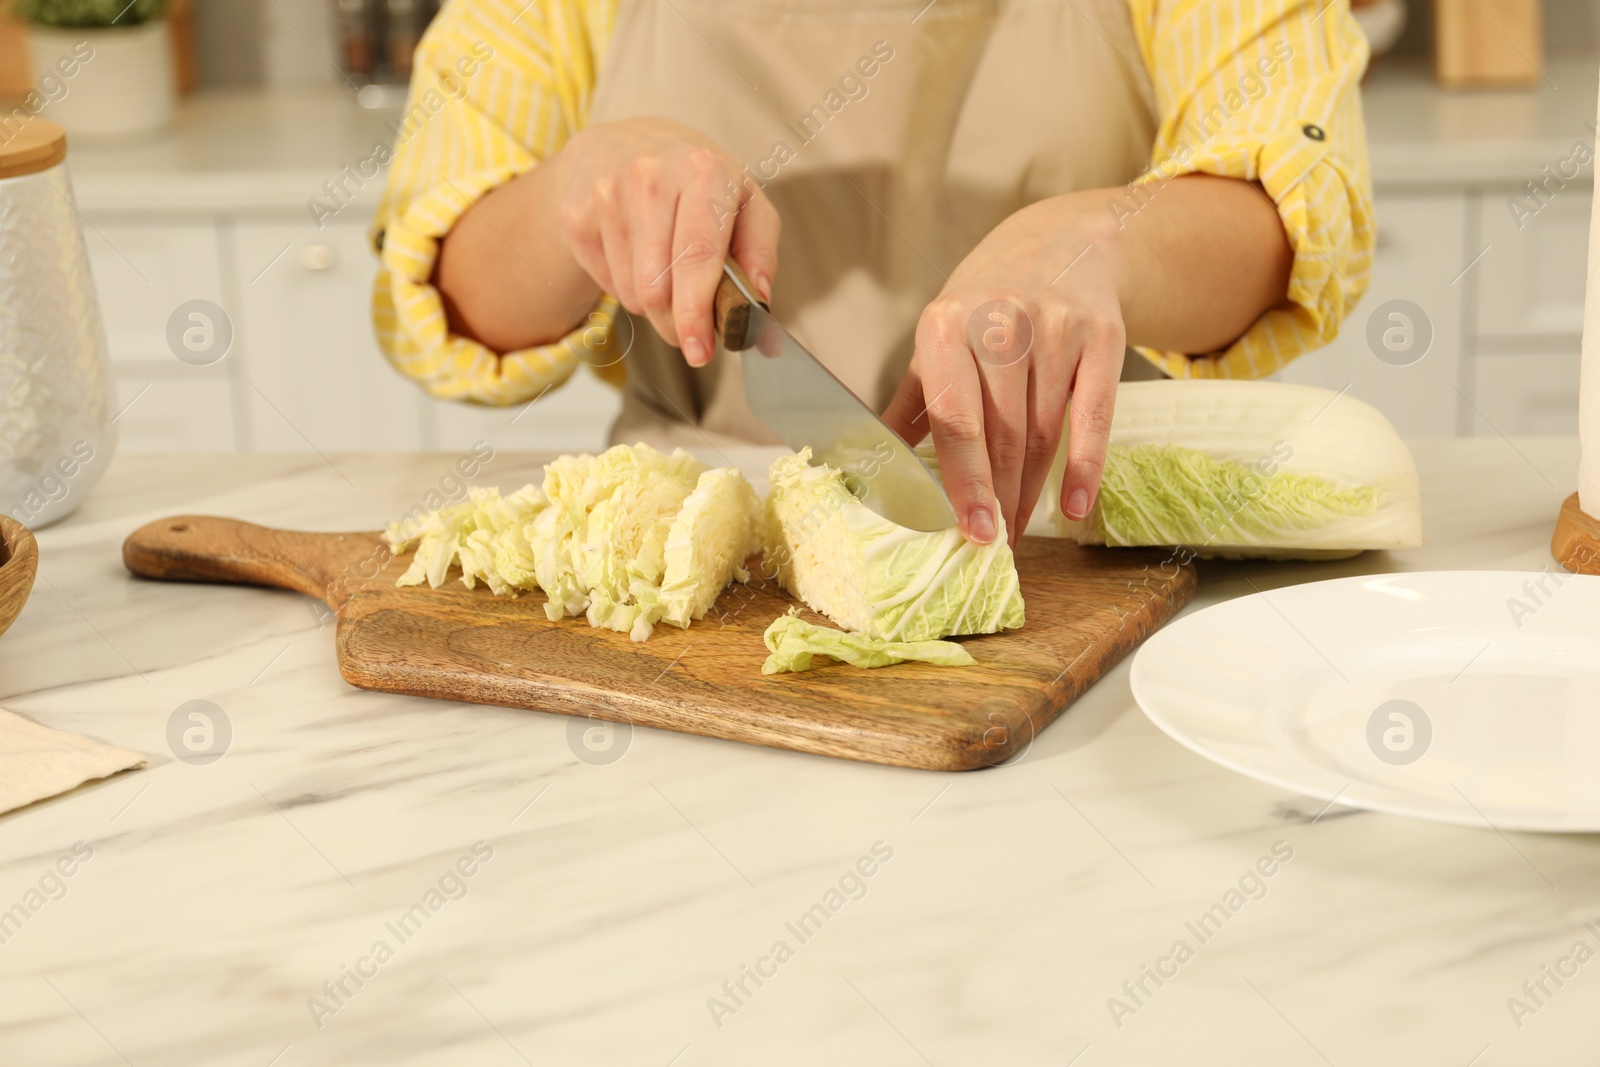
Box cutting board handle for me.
[123,515,388,611]
[714,259,766,351]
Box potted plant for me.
[15,0,174,138]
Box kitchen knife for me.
[713,260,958,532]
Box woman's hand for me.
[557,118,780,366]
[882,195,1127,548]
[438,117,779,359]
[882,176,1293,547]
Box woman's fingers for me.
[729,190,781,304]
[972,302,1033,541]
[978,360,1029,543]
[626,159,682,346]
[667,149,741,367]
[1015,351,1071,546]
[916,308,996,544]
[896,303,1124,547]
[558,121,779,366]
[1061,318,1126,522]
[886,298,1125,547]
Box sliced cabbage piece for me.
[384,484,546,595]
[761,610,976,674]
[1043,380,1423,559]
[763,449,1024,642]
[659,468,763,629]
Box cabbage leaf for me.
[761,611,976,674]
[1090,444,1380,547]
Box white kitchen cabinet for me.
[84,221,243,452]
[80,209,624,456]
[1462,187,1590,438]
[232,216,623,454]
[1271,192,1468,437]
[111,379,239,454]
[1473,189,1591,338]
[1468,349,1583,436]
[232,219,429,452]
[83,222,225,368]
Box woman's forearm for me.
[1092,173,1294,355]
[435,150,600,353]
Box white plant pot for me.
[27,21,176,140]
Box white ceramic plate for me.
[1130,571,1600,832]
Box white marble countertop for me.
[61,52,1600,216]
[0,438,1594,1065]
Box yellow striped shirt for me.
[371,0,1373,403]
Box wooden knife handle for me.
[123,515,389,612]
[713,259,766,351]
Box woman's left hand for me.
[882,194,1127,548]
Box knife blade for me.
[713,260,957,532]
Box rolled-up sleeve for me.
[1127,0,1375,379]
[370,0,625,404]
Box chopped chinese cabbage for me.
[383,443,762,642]
[761,610,976,674]
[385,484,546,596]
[527,445,707,623]
[1043,380,1423,559]
[763,449,1024,642]
[385,442,1021,666]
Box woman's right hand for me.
[557,118,781,367]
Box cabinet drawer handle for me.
[299,244,338,271]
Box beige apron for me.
[586,0,1160,449]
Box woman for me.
[371,0,1371,547]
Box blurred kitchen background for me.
[0,0,1593,454]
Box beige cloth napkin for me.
[0,708,146,816]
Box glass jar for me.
[0,121,117,529]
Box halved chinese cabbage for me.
[1042,380,1423,559]
[763,449,1025,642]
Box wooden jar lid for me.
[0,121,68,180]
[1553,492,1600,574]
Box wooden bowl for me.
[0,516,39,638]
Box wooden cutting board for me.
[123,516,1196,771]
